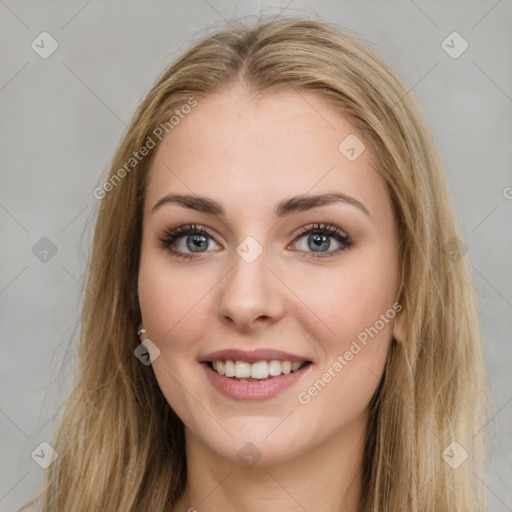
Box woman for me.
[21,16,492,512]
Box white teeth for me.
[234,361,251,378]
[281,361,292,374]
[268,360,282,376]
[250,361,269,379]
[210,359,307,379]
[224,359,235,377]
[291,361,302,372]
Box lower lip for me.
[202,362,312,400]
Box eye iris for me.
[187,234,208,252]
[309,233,330,252]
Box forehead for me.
[144,86,387,220]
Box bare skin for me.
[137,83,405,512]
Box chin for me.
[207,418,316,467]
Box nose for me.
[216,246,285,332]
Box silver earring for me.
[137,328,146,336]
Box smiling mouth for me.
[205,359,312,381]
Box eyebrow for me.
[151,192,370,218]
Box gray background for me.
[1,1,511,510]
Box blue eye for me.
[292,223,353,258]
[158,224,220,260]
[158,222,353,260]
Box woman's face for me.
[138,85,403,466]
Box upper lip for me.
[199,349,312,364]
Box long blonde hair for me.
[20,16,492,512]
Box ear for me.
[392,306,408,344]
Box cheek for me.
[137,256,210,421]
[302,254,398,409]
[288,249,397,408]
[137,252,222,418]
[295,283,395,421]
[288,252,398,342]
[137,250,210,344]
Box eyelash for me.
[158,222,353,261]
